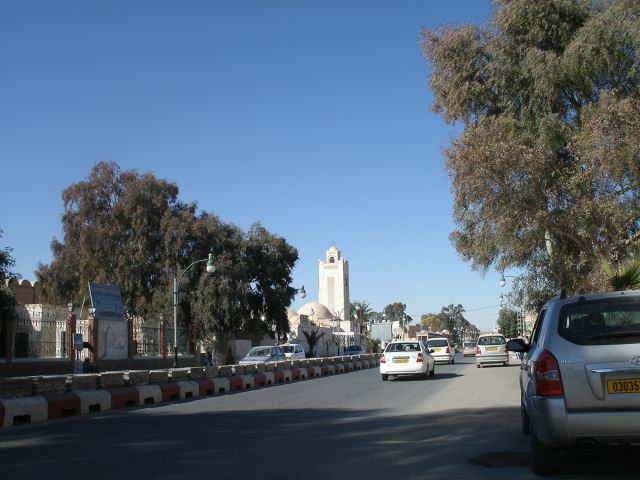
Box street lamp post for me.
[172,253,216,368]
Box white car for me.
[425,337,455,364]
[380,340,435,381]
[280,343,306,360]
[238,346,286,364]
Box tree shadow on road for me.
[0,403,636,480]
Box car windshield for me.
[426,339,448,348]
[385,342,420,352]
[346,346,361,352]
[558,298,640,345]
[280,346,294,353]
[247,347,271,357]
[478,336,505,346]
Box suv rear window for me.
[558,298,640,345]
[426,339,448,348]
[478,336,505,346]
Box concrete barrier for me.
[137,385,162,406]
[107,387,139,409]
[195,378,215,396]
[240,375,255,390]
[1,396,48,427]
[177,381,199,399]
[44,392,81,419]
[212,377,230,394]
[273,370,285,384]
[77,390,111,414]
[159,383,180,401]
[0,354,381,428]
[253,373,267,387]
[228,376,244,392]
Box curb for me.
[0,354,380,429]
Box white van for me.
[280,344,306,359]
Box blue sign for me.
[88,282,126,321]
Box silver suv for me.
[508,289,640,475]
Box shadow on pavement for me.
[0,404,636,479]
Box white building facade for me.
[318,246,350,321]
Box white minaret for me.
[318,246,350,320]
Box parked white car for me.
[280,343,306,360]
[238,346,286,364]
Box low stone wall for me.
[0,354,379,428]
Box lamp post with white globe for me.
[172,253,216,368]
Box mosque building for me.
[287,245,361,355]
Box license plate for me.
[607,378,640,394]
[486,347,498,351]
[393,358,409,363]
[432,348,441,352]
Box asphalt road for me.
[0,354,637,479]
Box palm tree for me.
[603,260,640,291]
[351,300,373,324]
[302,329,326,358]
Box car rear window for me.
[426,339,448,348]
[464,342,476,348]
[477,336,505,346]
[558,297,640,345]
[386,343,420,352]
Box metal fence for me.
[14,307,68,359]
[132,318,162,356]
[166,322,190,356]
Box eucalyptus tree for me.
[37,162,299,347]
[0,230,17,357]
[421,0,640,310]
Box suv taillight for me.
[504,343,509,354]
[380,354,386,363]
[533,350,564,396]
[417,352,424,363]
[476,346,481,355]
[445,346,450,354]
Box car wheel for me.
[521,403,530,436]
[530,426,557,475]
[477,363,481,368]
[381,374,388,381]
[429,365,435,377]
[421,372,429,380]
[451,357,455,365]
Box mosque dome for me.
[297,302,333,322]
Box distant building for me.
[318,246,350,321]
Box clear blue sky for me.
[1,0,508,332]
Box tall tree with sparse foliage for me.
[421,0,640,310]
[0,230,17,357]
[37,162,299,349]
